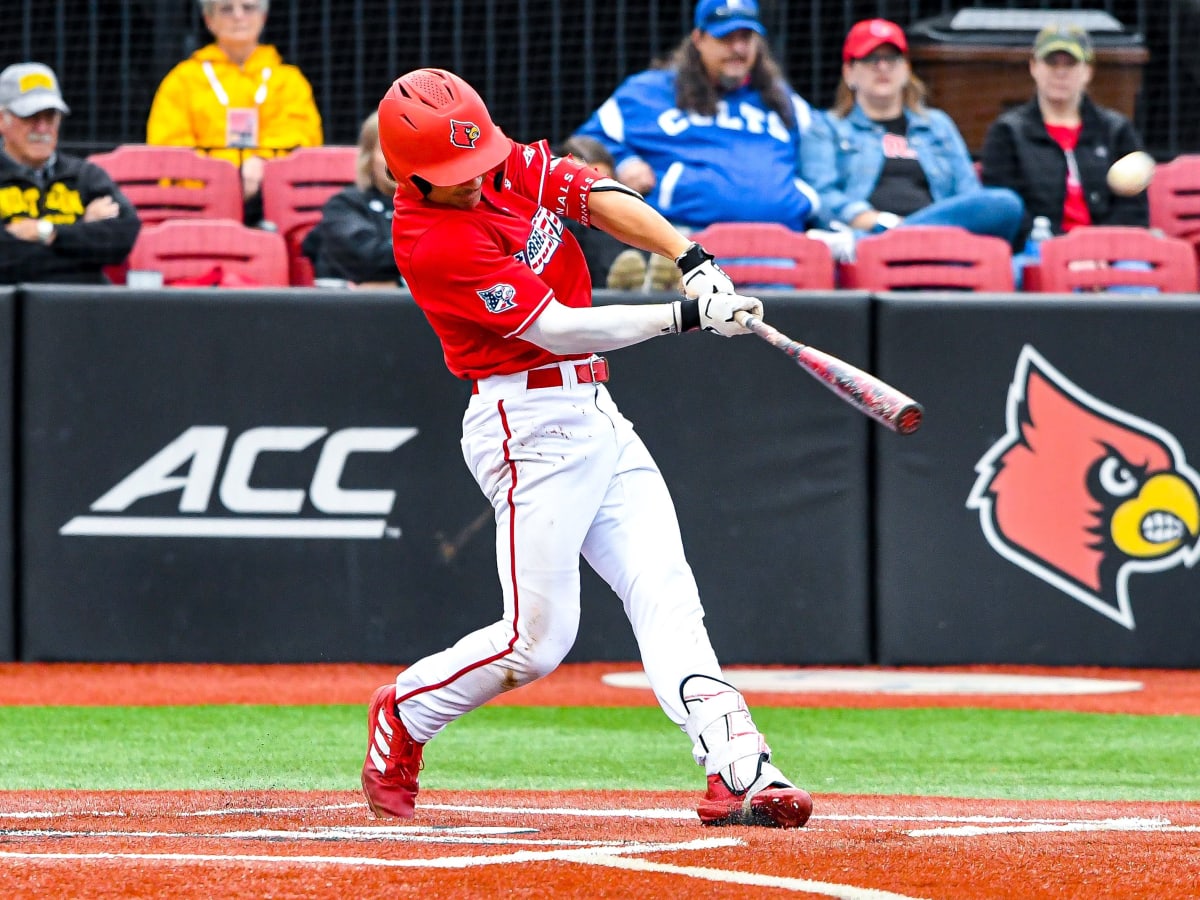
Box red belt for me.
[472,357,609,394]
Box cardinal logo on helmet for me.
[449,119,482,149]
[967,345,1200,629]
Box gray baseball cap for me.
[0,62,71,117]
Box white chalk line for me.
[0,827,625,848]
[0,803,362,820]
[582,854,932,900]
[0,836,740,869]
[2,801,1189,898]
[4,801,1195,836]
[908,818,1200,837]
[0,839,935,898]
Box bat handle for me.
[733,309,759,328]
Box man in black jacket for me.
[980,24,1148,249]
[0,62,140,284]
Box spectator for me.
[980,23,1149,247]
[301,112,401,289]
[551,135,645,290]
[146,0,323,223]
[572,0,819,235]
[0,63,140,284]
[800,19,1023,258]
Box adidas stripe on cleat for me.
[361,684,425,819]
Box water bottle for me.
[1014,216,1053,288]
[1024,216,1053,260]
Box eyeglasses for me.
[214,2,263,16]
[854,50,904,67]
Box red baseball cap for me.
[843,18,908,63]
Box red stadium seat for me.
[1148,154,1200,263]
[88,145,243,225]
[127,218,289,287]
[89,145,244,285]
[260,147,359,286]
[688,222,835,289]
[840,225,1014,292]
[1030,226,1199,293]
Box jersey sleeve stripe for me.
[534,141,550,207]
[503,288,555,339]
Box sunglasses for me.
[214,2,263,16]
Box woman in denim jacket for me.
[800,19,1022,257]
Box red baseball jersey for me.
[392,139,604,380]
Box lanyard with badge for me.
[202,60,271,149]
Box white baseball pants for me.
[394,359,725,743]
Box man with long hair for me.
[572,0,818,234]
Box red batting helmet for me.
[377,68,510,196]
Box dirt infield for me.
[1,662,1198,899]
[1,790,1197,899]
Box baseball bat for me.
[734,310,924,435]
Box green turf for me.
[1,705,1196,800]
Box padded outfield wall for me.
[9,287,1200,666]
[0,290,11,661]
[16,287,870,665]
[874,294,1200,667]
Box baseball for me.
[1106,151,1156,196]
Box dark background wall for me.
[874,294,1200,666]
[0,290,12,661]
[17,288,871,665]
[7,287,1200,666]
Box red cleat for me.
[361,684,424,818]
[697,772,813,828]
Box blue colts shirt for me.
[574,68,819,231]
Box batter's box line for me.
[0,827,655,849]
[0,803,364,820]
[908,817,1200,838]
[0,836,739,869]
[0,840,936,900]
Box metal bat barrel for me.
[734,310,924,435]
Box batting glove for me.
[671,293,762,337]
[676,242,735,298]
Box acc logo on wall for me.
[60,426,416,540]
[967,345,1200,629]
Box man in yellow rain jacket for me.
[146,0,323,221]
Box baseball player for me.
[361,68,812,829]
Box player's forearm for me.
[523,298,680,354]
[587,188,691,262]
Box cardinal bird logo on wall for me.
[967,345,1200,629]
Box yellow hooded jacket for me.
[146,43,323,165]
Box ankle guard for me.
[681,675,773,794]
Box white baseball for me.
[1106,151,1156,197]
